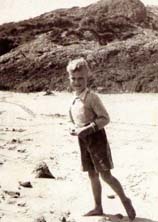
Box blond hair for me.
[66,57,91,77]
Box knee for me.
[100,170,113,183]
[88,169,99,180]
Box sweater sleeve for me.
[90,93,110,130]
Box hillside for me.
[0,0,158,93]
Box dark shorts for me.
[78,128,114,172]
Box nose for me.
[73,79,80,84]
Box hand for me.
[69,123,97,137]
[69,127,88,137]
[76,125,95,138]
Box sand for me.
[0,91,158,222]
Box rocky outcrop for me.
[0,0,158,93]
[85,0,147,23]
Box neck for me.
[75,88,86,96]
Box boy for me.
[67,57,136,220]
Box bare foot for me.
[122,198,136,221]
[84,207,103,216]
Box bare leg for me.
[100,170,127,201]
[100,170,136,220]
[84,169,103,216]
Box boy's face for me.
[69,69,88,94]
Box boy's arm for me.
[91,93,110,130]
[71,122,97,137]
[70,93,110,138]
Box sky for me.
[0,0,158,25]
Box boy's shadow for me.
[100,214,158,222]
[70,213,157,222]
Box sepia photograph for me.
[0,0,158,221]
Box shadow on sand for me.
[102,214,158,222]
[134,218,158,222]
[75,214,158,222]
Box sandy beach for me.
[0,91,158,222]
